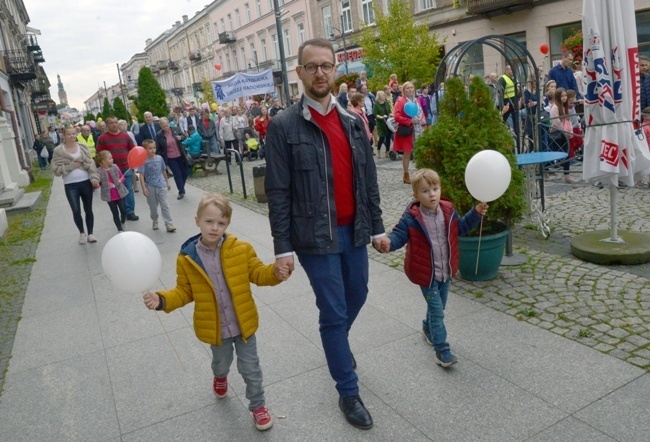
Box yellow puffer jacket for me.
[158,233,281,346]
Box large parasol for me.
[582,0,650,243]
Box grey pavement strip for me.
[189,157,650,370]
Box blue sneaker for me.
[435,351,458,368]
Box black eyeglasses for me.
[300,63,335,75]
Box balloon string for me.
[475,214,484,275]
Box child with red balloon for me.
[96,151,129,233]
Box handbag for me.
[386,116,398,133]
[397,125,413,137]
[40,147,49,158]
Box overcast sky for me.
[26,0,205,111]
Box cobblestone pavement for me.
[192,157,650,369]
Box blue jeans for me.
[122,169,135,215]
[36,148,47,169]
[205,136,220,154]
[421,280,451,353]
[211,335,265,411]
[297,225,369,397]
[63,179,94,234]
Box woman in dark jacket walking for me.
[156,117,189,199]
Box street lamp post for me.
[330,26,349,75]
[273,0,292,107]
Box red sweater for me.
[96,131,135,171]
[309,108,355,226]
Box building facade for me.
[0,0,52,192]
[313,0,650,85]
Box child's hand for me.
[476,203,489,216]
[143,292,161,310]
[142,188,149,197]
[167,183,171,191]
[372,236,391,253]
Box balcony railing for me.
[171,87,184,96]
[157,60,168,70]
[467,0,534,15]
[150,64,160,73]
[2,50,37,82]
[258,59,282,72]
[189,51,201,61]
[218,32,236,44]
[168,61,179,70]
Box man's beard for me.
[308,82,332,99]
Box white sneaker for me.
[87,234,97,243]
[563,175,579,184]
[152,220,159,230]
[78,233,87,244]
[166,224,176,232]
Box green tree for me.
[414,76,526,231]
[102,97,113,118]
[134,66,169,121]
[84,112,96,122]
[358,1,444,91]
[201,77,216,107]
[112,96,129,121]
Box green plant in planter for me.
[414,76,526,235]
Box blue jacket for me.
[182,131,203,155]
[548,64,582,99]
[388,199,481,286]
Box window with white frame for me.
[342,0,352,33]
[214,22,219,39]
[297,22,305,45]
[362,0,375,25]
[226,53,231,72]
[245,4,251,23]
[235,10,241,28]
[205,24,211,45]
[227,14,232,31]
[261,38,268,61]
[250,43,258,66]
[220,18,226,33]
[323,5,333,37]
[272,33,279,59]
[283,28,292,56]
[256,0,262,17]
[268,0,273,13]
[233,50,239,71]
[419,0,434,11]
[241,47,246,68]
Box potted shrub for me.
[414,76,526,280]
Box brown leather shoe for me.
[403,173,411,184]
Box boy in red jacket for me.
[380,169,488,367]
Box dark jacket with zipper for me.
[155,126,187,165]
[264,95,385,255]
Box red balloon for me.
[214,63,222,70]
[539,43,549,55]
[128,146,147,169]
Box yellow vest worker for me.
[77,133,95,157]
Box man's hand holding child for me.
[273,264,292,281]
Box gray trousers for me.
[145,184,173,226]
[211,334,265,411]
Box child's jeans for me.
[145,184,173,226]
[421,280,451,353]
[211,334,265,411]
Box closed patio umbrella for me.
[582,0,650,242]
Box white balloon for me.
[464,150,512,202]
[101,232,162,293]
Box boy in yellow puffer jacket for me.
[143,193,290,431]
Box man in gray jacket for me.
[265,38,389,430]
